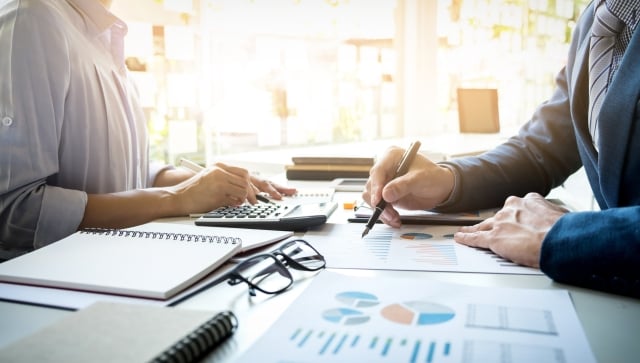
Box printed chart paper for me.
[236,271,595,363]
[353,204,497,225]
[304,224,541,274]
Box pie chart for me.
[381,301,455,325]
[335,291,380,307]
[322,308,370,325]
[400,232,433,240]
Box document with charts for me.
[236,270,595,363]
[352,204,497,225]
[304,223,541,274]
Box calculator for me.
[195,201,338,231]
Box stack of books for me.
[285,156,374,180]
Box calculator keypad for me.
[203,204,291,220]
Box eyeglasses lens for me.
[278,240,326,271]
[234,254,292,294]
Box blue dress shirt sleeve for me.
[541,207,640,298]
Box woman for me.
[0,0,295,259]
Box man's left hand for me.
[454,193,569,268]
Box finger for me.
[454,229,491,249]
[380,206,401,228]
[362,180,381,208]
[458,217,493,233]
[221,178,250,203]
[381,175,413,204]
[245,184,259,205]
[272,183,297,196]
[226,193,245,206]
[368,147,404,205]
[264,183,291,199]
[370,183,384,207]
[250,177,282,200]
[361,187,373,207]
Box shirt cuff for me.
[148,162,175,188]
[34,186,87,248]
[435,162,460,208]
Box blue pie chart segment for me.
[381,301,455,325]
[322,308,370,325]
[335,291,380,308]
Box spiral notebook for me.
[0,301,238,363]
[0,222,291,299]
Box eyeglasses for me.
[225,239,326,296]
[167,239,326,306]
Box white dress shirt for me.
[0,0,165,258]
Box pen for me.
[178,158,272,204]
[255,194,273,204]
[361,141,422,238]
[179,158,204,174]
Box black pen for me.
[255,194,274,204]
[362,141,422,238]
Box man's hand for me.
[362,145,455,227]
[454,193,568,268]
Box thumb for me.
[381,178,406,204]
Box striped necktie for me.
[588,1,624,148]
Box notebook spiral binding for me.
[79,228,242,244]
[151,311,239,363]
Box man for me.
[364,0,640,298]
[0,0,295,260]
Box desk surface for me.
[1,189,639,363]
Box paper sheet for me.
[304,224,541,275]
[353,204,497,225]
[0,262,236,310]
[236,270,595,363]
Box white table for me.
[1,190,638,362]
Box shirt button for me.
[1,116,12,126]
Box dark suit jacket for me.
[441,3,640,298]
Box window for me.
[113,0,590,166]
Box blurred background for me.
[112,0,591,165]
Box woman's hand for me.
[248,175,297,203]
[168,162,256,215]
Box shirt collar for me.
[66,0,120,35]
[605,0,640,30]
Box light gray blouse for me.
[0,0,164,258]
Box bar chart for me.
[306,224,540,274]
[236,271,596,363]
[288,327,453,363]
